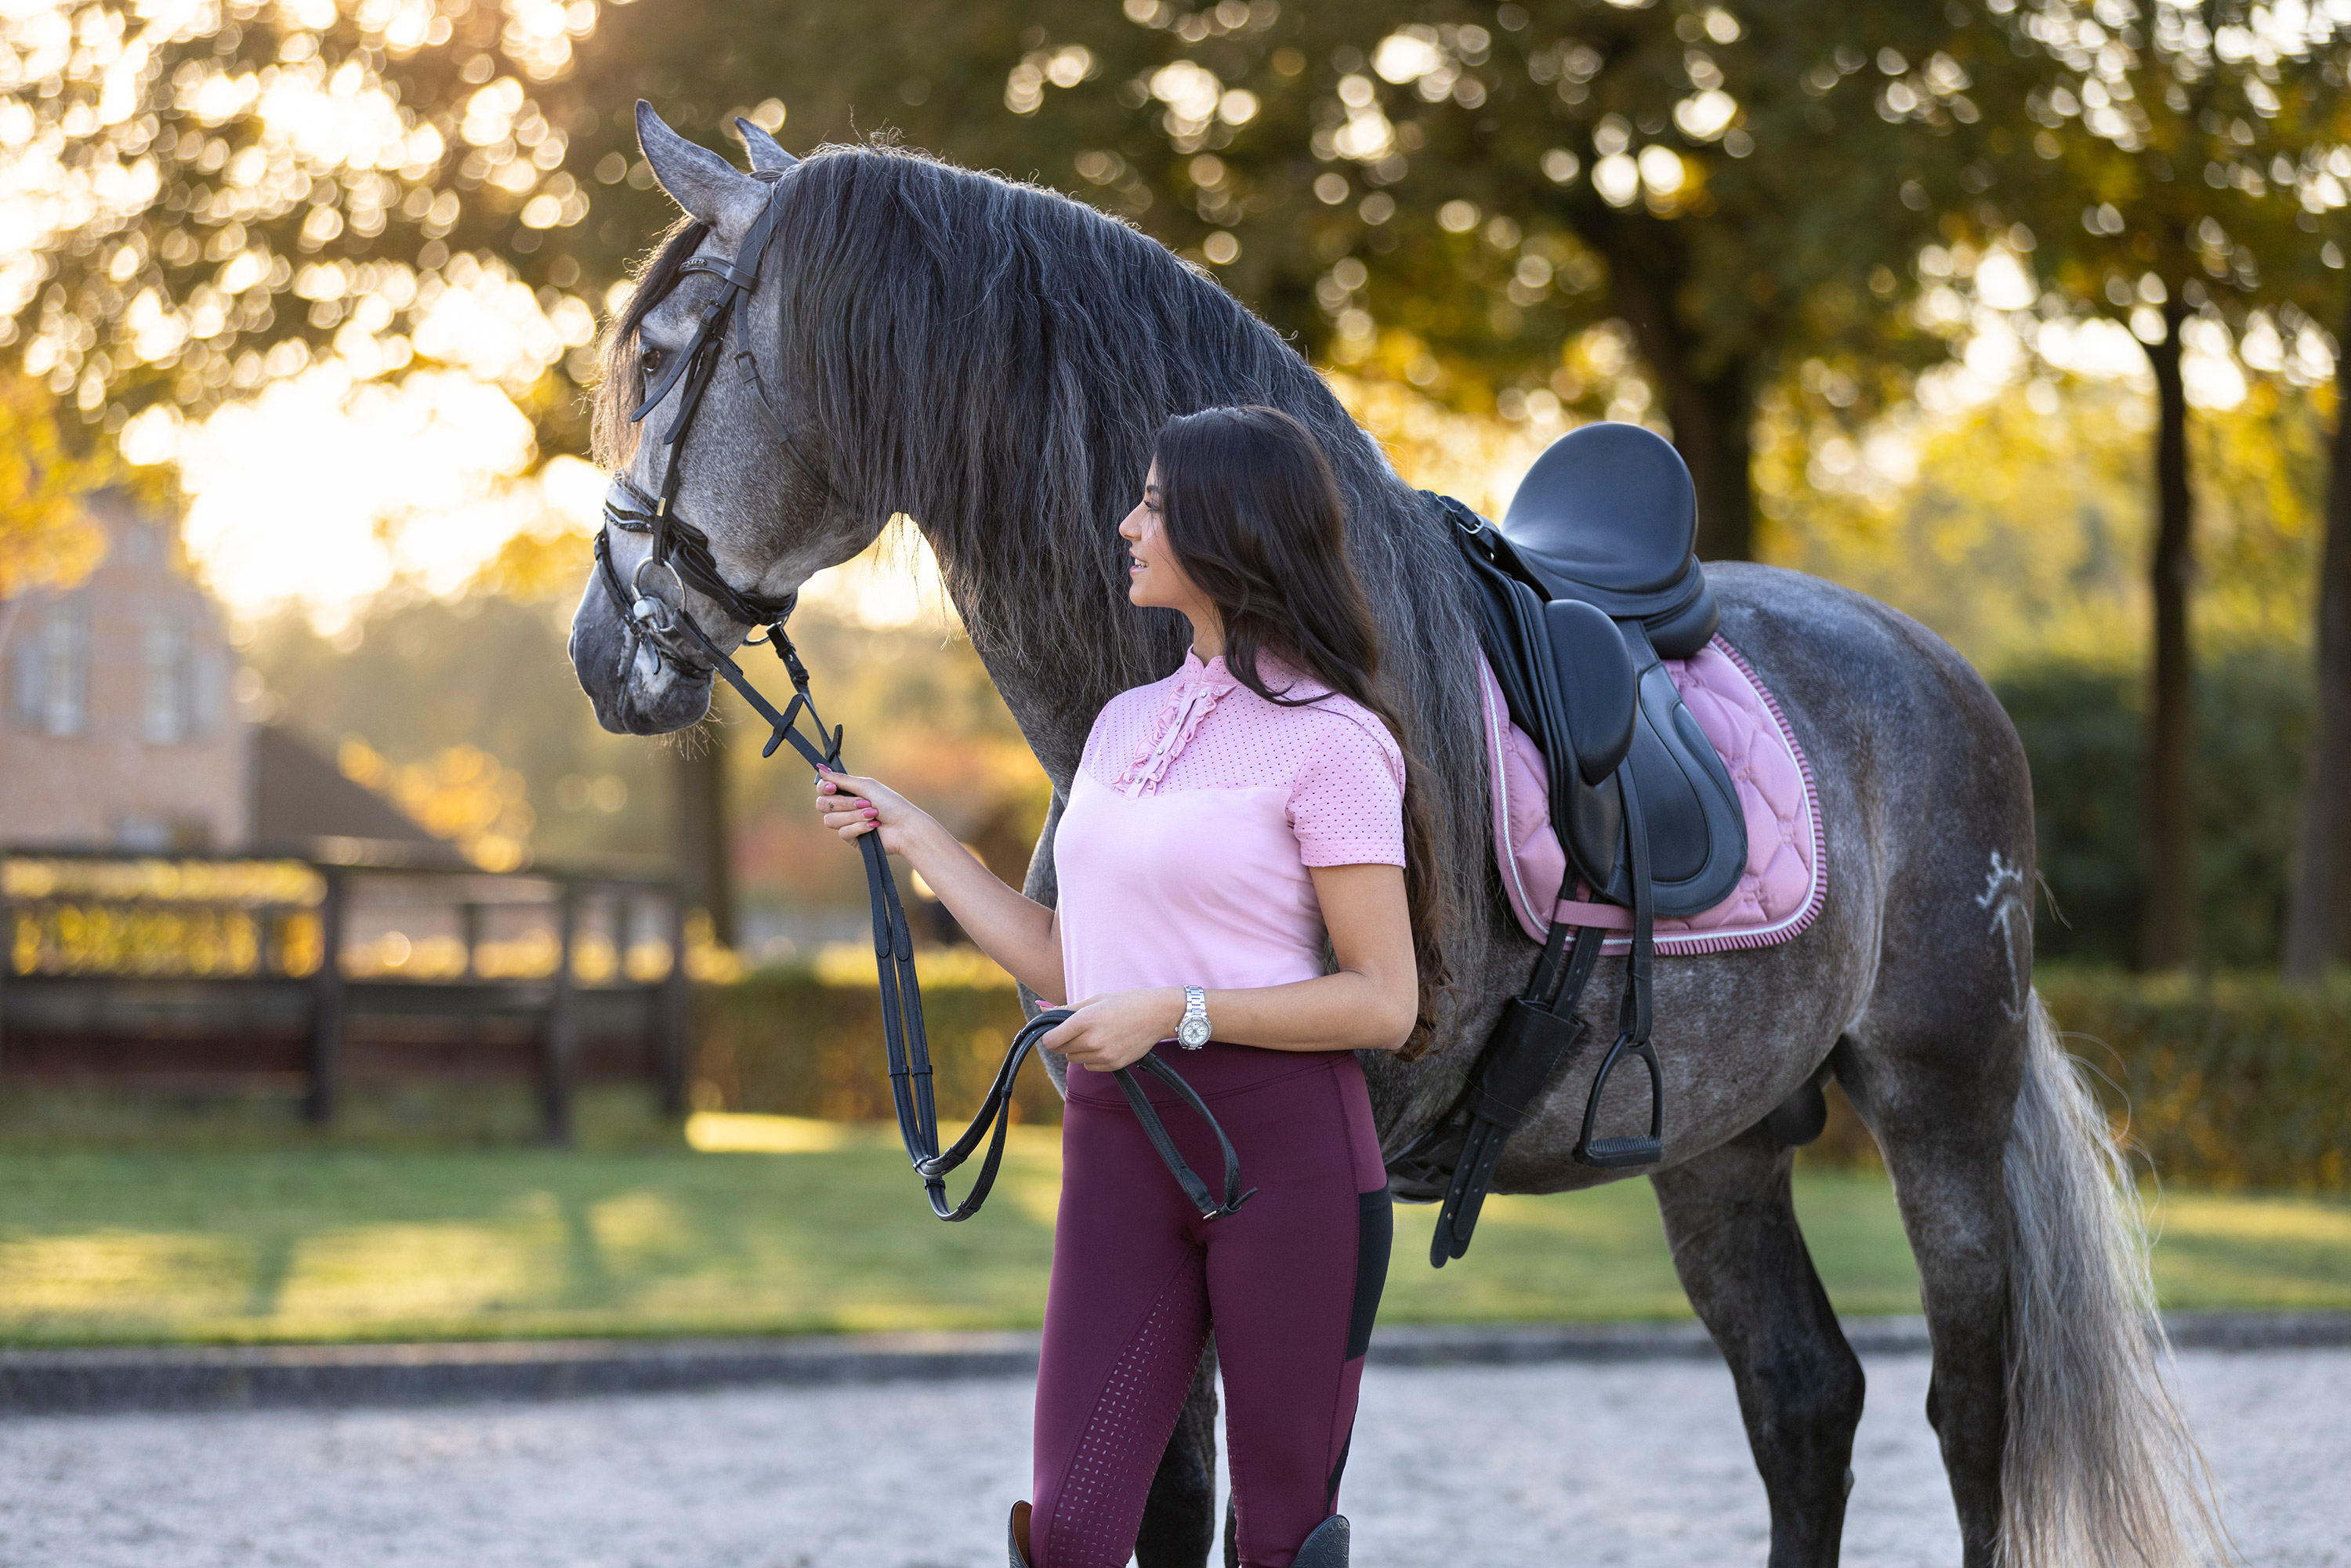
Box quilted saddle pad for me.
[1479,636,1827,956]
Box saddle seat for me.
[1501,420,1719,661]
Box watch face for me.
[1179,1017,1211,1048]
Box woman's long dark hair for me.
[1152,405,1451,1059]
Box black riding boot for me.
[1291,1515,1349,1566]
[1008,1501,1033,1567]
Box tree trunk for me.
[1679,368,1757,563]
[2283,289,2351,980]
[672,719,736,950]
[1596,215,1759,562]
[2140,301,2197,972]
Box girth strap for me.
[1423,903,1605,1267]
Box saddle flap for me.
[1615,623,1748,915]
[1541,599,1636,785]
[1449,510,1628,899]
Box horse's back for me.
[1708,562,2031,849]
[1705,561,2038,1030]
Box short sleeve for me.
[1287,707,1407,867]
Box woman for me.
[814,405,1444,1568]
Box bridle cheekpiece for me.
[593,169,834,676]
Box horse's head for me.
[567,103,878,736]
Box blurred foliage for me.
[1801,969,2351,1193]
[0,372,115,597]
[1773,373,2330,667]
[10,900,315,978]
[1045,4,1996,418]
[1,0,606,431]
[1999,646,2311,967]
[2,856,322,903]
[337,734,535,871]
[0,0,1145,454]
[2044,965,2351,1190]
[694,963,1060,1127]
[4,854,325,977]
[1979,0,2351,351]
[12,0,2340,539]
[0,849,694,980]
[1021,2,2349,558]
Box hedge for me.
[1995,650,2311,969]
[697,964,2351,1190]
[1808,968,2351,1190]
[2036,968,2351,1192]
[694,965,1060,1128]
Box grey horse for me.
[567,106,2221,1568]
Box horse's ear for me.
[635,100,766,236]
[734,117,799,176]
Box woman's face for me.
[1118,462,1213,622]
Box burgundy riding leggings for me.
[1030,1045,1393,1568]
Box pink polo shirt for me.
[1052,648,1405,1098]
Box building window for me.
[139,611,223,744]
[8,600,89,736]
[143,610,192,744]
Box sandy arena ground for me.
[2,1347,2342,1566]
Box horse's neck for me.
[921,534,1146,793]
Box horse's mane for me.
[594,141,1493,976]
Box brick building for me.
[2,492,248,852]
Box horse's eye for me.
[640,346,666,379]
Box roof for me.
[248,724,449,856]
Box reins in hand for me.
[669,614,1252,1223]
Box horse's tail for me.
[1998,990,2227,1567]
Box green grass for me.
[5,1118,2348,1347]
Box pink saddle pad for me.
[1479,636,1826,955]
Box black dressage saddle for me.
[1493,422,1748,917]
[1394,423,1748,1265]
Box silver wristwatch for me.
[1176,985,1212,1049]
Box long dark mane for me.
[594,141,1497,1033]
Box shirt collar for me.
[1179,645,1316,698]
[1176,646,1239,693]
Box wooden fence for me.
[0,845,690,1142]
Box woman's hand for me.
[813,766,927,856]
[1042,987,1185,1074]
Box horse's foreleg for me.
[1134,1338,1220,1568]
[1652,1129,1865,1568]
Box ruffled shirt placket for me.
[1110,653,1239,796]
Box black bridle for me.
[592,177,1252,1223]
